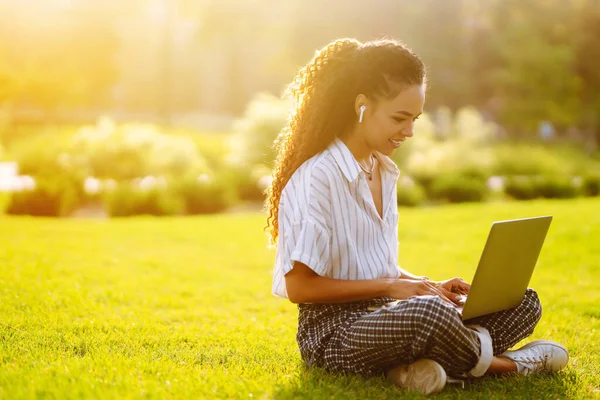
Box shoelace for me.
[516,354,549,374]
[447,377,465,389]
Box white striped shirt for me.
[272,137,402,299]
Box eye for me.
[393,116,420,123]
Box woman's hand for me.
[385,278,456,306]
[433,278,471,304]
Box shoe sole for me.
[387,359,447,394]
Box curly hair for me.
[264,38,426,246]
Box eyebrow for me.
[393,111,422,118]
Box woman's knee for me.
[406,296,464,336]
[523,288,543,324]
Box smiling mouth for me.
[389,138,405,146]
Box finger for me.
[439,287,461,303]
[419,282,454,304]
[445,278,469,294]
[437,280,457,293]
[418,287,456,308]
[438,289,458,305]
[457,281,471,294]
[423,280,440,290]
[428,286,455,305]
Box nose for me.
[403,122,415,138]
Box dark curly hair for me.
[265,38,426,245]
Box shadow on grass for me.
[272,363,578,399]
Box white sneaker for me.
[386,359,447,394]
[499,340,569,375]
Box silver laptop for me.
[457,216,552,320]
[368,216,552,319]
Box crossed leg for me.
[321,289,542,377]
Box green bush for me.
[493,144,567,176]
[236,174,265,202]
[396,177,426,207]
[189,132,231,170]
[404,144,494,194]
[229,92,291,168]
[104,182,184,217]
[504,175,580,200]
[504,176,538,200]
[535,176,579,199]
[409,172,436,196]
[429,174,488,203]
[7,130,88,217]
[69,118,209,180]
[582,173,600,197]
[177,175,236,214]
[223,165,270,203]
[6,176,82,217]
[457,164,492,182]
[451,106,497,143]
[11,133,77,178]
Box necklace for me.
[358,154,376,180]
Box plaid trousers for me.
[296,289,542,378]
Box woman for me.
[265,38,568,394]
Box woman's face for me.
[361,84,425,156]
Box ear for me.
[354,94,368,117]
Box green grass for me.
[1,198,599,399]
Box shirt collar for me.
[374,150,400,179]
[328,137,400,182]
[328,137,362,182]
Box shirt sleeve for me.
[278,178,332,278]
[286,218,331,276]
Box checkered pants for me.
[296,289,542,378]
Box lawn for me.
[1,198,599,399]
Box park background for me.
[1,0,599,398]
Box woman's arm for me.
[397,266,429,281]
[285,262,455,304]
[285,262,391,304]
[398,267,470,295]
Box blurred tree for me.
[0,1,119,119]
[194,0,291,114]
[573,0,600,149]
[401,0,474,111]
[198,0,250,114]
[474,0,583,134]
[114,0,205,118]
[284,0,474,111]
[0,0,597,144]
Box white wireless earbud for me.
[359,105,366,123]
